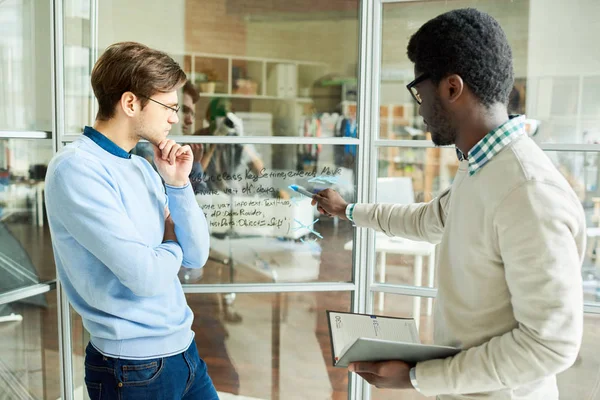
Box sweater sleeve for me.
[165,182,210,268]
[46,162,184,297]
[351,187,451,244]
[415,181,585,396]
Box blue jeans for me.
[84,339,219,399]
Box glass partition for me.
[0,292,60,399]
[0,0,56,299]
[0,0,53,133]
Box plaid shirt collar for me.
[456,115,526,176]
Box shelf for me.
[184,51,328,67]
[198,93,313,103]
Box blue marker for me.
[289,184,315,198]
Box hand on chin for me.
[152,139,193,187]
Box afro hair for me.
[407,8,514,107]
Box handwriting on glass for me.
[197,168,344,236]
[193,167,342,196]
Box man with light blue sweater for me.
[45,42,217,399]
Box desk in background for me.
[344,233,435,330]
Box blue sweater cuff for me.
[165,181,191,190]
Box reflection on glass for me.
[87,0,360,138]
[123,82,357,286]
[547,151,600,304]
[0,293,59,399]
[371,294,600,400]
[179,143,357,285]
[186,292,351,400]
[0,139,54,295]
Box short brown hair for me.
[182,80,200,104]
[91,42,187,121]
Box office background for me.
[0,0,599,399]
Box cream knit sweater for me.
[353,135,586,399]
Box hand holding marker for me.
[289,184,333,217]
[288,184,315,198]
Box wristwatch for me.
[409,367,420,392]
[345,203,355,222]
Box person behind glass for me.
[44,42,218,400]
[312,9,585,400]
[133,79,208,194]
[195,98,264,193]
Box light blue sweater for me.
[45,127,209,359]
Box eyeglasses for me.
[140,95,180,114]
[406,73,431,105]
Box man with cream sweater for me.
[313,8,585,400]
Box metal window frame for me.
[61,134,361,146]
[182,282,355,294]
[375,139,600,152]
[51,0,75,399]
[0,281,56,306]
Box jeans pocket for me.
[121,358,164,385]
[84,380,102,400]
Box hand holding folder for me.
[326,311,460,368]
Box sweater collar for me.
[456,115,526,176]
[83,126,131,159]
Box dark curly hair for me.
[407,8,514,107]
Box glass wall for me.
[0,0,56,295]
[186,292,351,399]
[68,0,362,287]
[179,143,357,285]
[61,0,361,399]
[0,0,59,398]
[0,0,53,133]
[0,292,60,399]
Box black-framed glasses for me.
[140,95,180,114]
[406,73,430,105]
